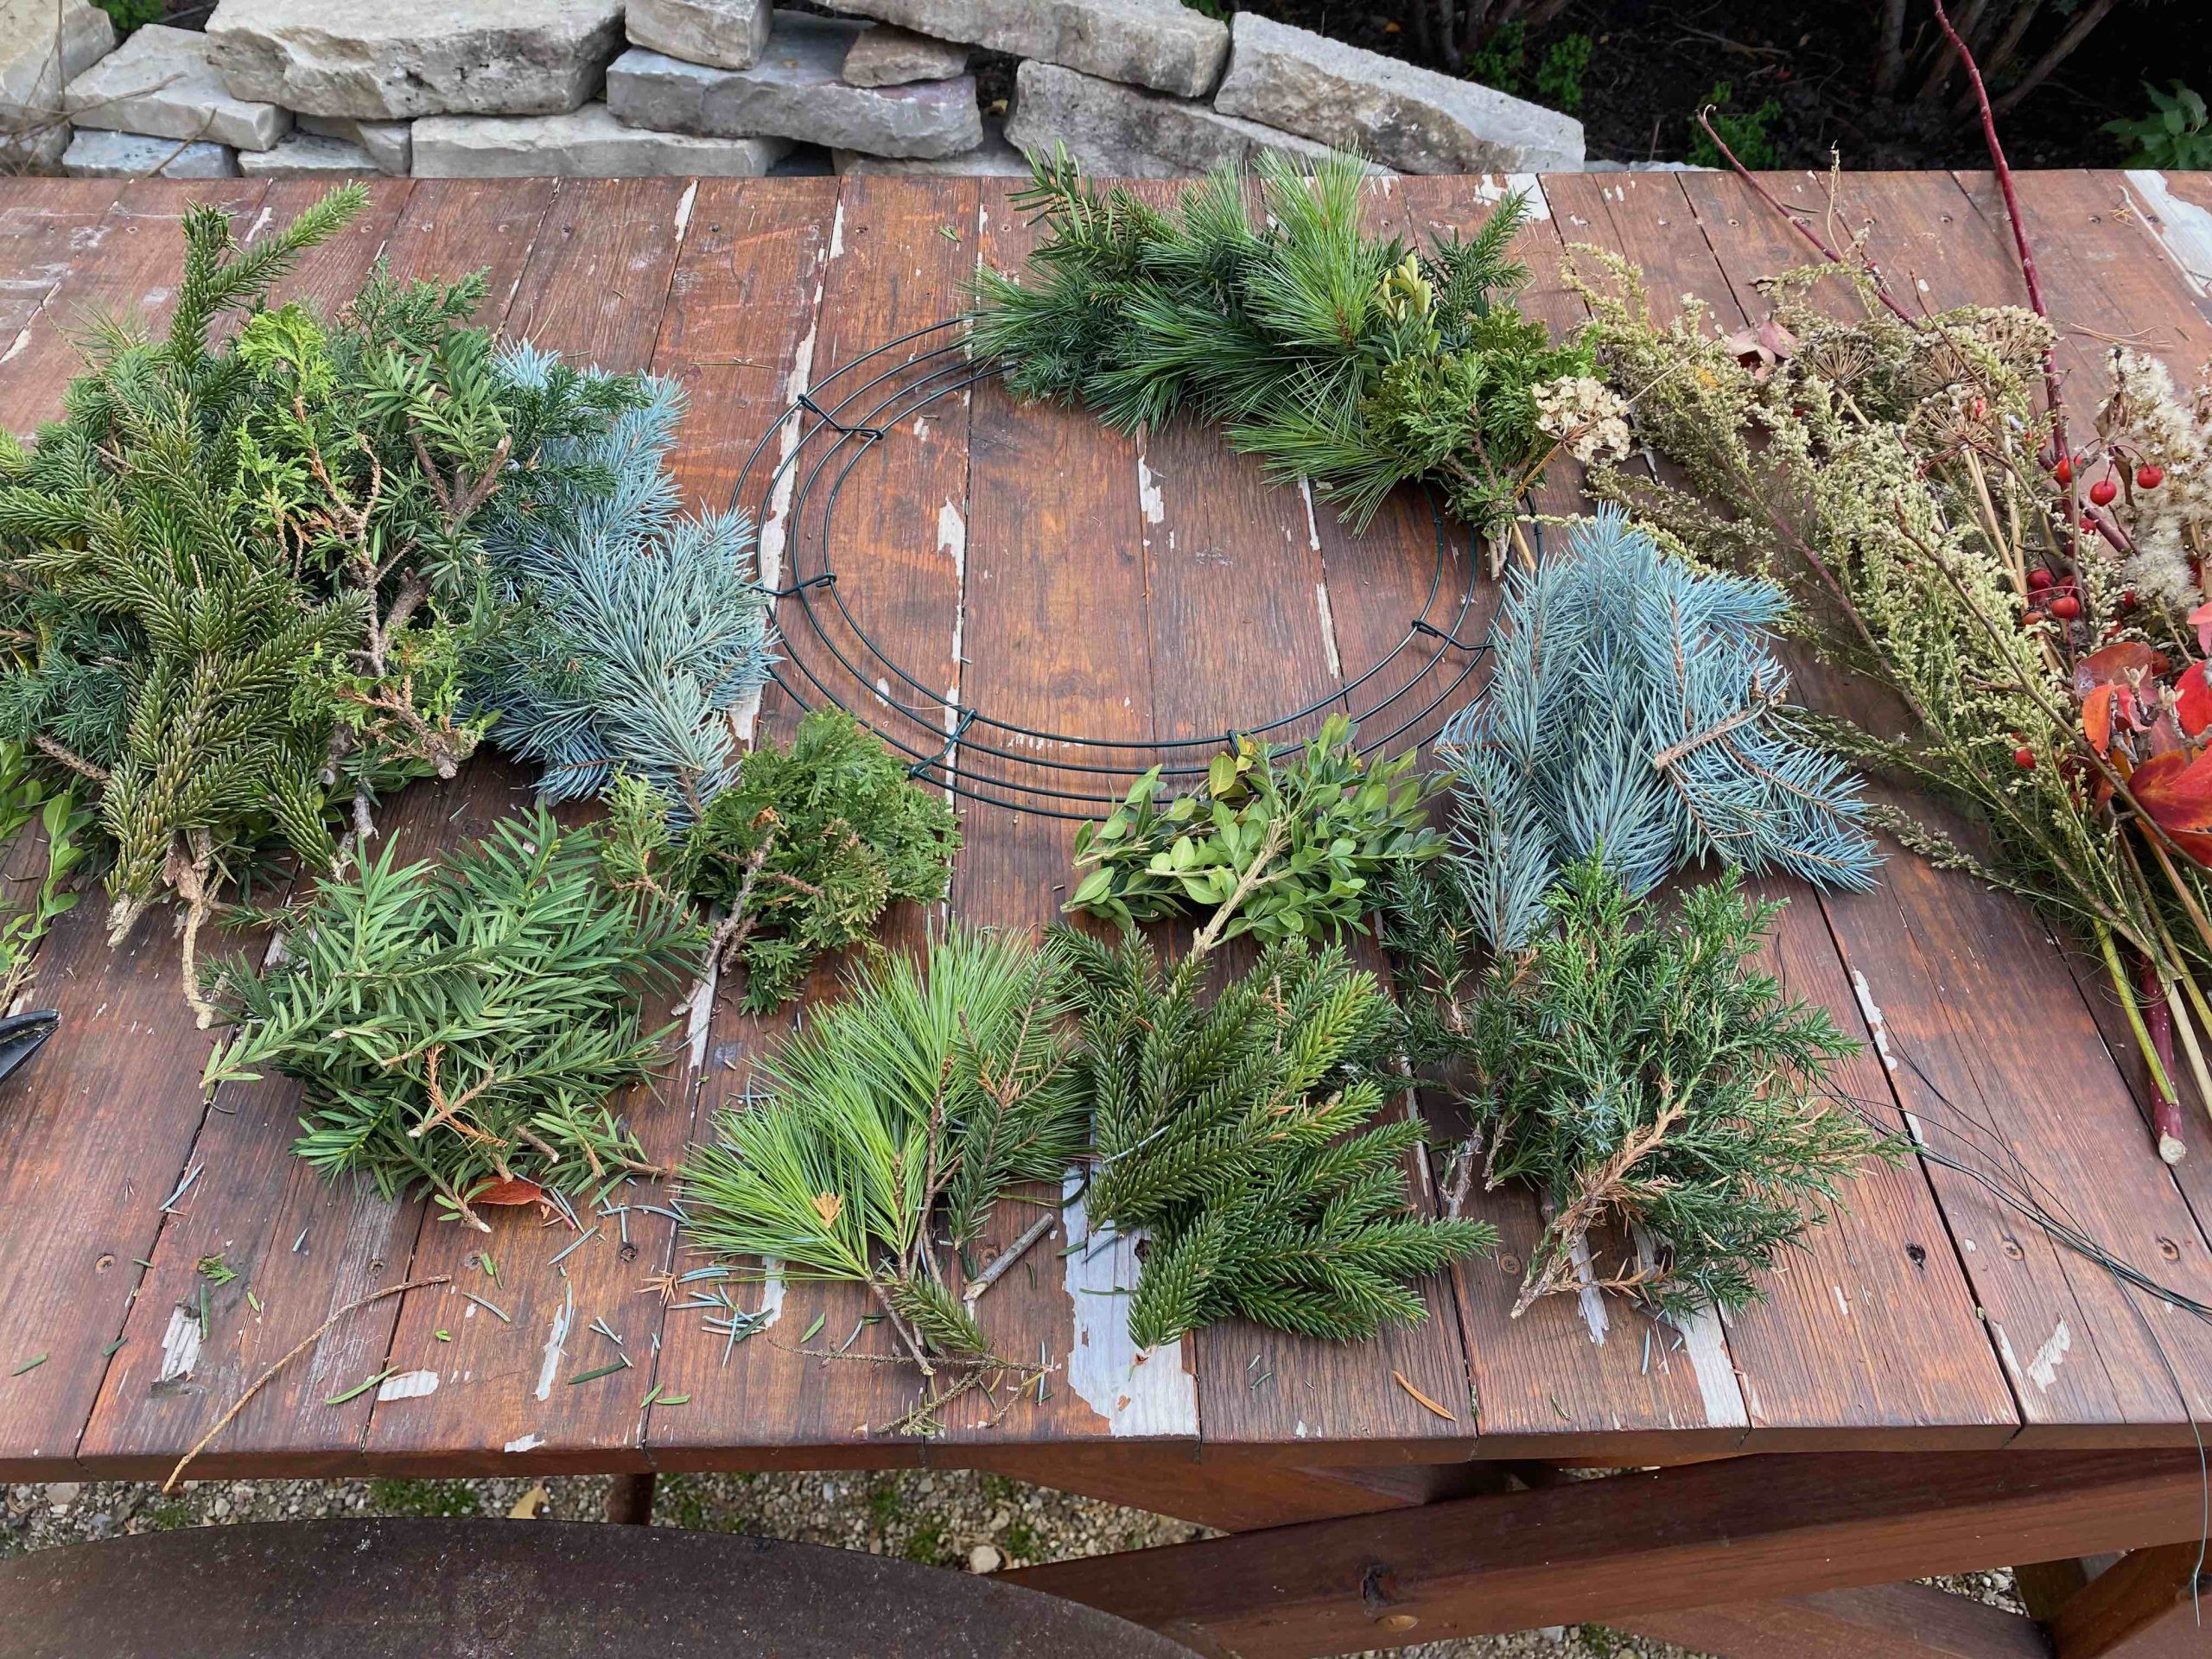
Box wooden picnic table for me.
[0,168,2209,1659]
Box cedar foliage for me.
[603,709,959,1013]
[203,809,700,1230]
[1432,858,1885,1318]
[969,149,1593,535]
[682,927,1084,1363]
[1062,928,1493,1351]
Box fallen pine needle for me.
[162,1275,450,1493]
[325,1367,395,1406]
[10,1353,46,1376]
[569,1357,632,1386]
[1393,1369,1456,1424]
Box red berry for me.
[2054,455,2074,484]
[2121,589,2140,612]
[2028,568,2054,589]
[2138,463,2164,489]
[2023,608,2046,627]
[1970,396,1987,420]
[2050,594,2082,620]
[2089,477,2119,507]
[2014,747,2037,770]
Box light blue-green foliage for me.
[475,343,774,816]
[1438,509,1878,950]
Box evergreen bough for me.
[683,927,1083,1372]
[1453,859,1886,1318]
[203,809,700,1230]
[604,709,959,1013]
[1063,929,1493,1351]
[0,187,642,1012]
[1435,510,1878,952]
[970,149,1596,536]
[474,345,773,815]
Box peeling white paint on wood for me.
[1567,1230,1610,1345]
[2024,1320,2071,1391]
[1508,174,1548,220]
[1060,1169,1197,1438]
[1314,582,1342,681]
[505,1433,546,1452]
[376,1368,439,1402]
[158,1305,200,1384]
[672,180,697,241]
[2124,170,2212,297]
[534,1277,575,1402]
[1136,454,1165,525]
[1672,1306,1748,1427]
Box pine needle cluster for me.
[682,927,1083,1363]
[473,345,773,815]
[203,809,701,1230]
[969,149,1595,535]
[1435,510,1878,951]
[1448,859,1885,1319]
[1063,929,1493,1351]
[1065,712,1445,953]
[603,709,959,1013]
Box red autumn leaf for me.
[2179,663,2212,738]
[2192,602,2212,657]
[2074,639,2161,701]
[2082,683,2120,754]
[467,1176,546,1207]
[2127,747,2212,836]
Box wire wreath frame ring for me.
[730,320,1503,820]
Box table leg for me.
[605,1471,657,1526]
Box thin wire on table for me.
[728,320,1508,819]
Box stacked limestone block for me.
[19,2,1590,185]
[1,0,117,174]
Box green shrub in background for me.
[1689,79,1783,169]
[1465,21,1594,114]
[2106,82,2212,170]
[92,0,162,35]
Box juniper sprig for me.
[1451,858,1886,1319]
[603,709,959,1014]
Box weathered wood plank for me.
[72,180,562,1482]
[657,175,992,1459]
[360,178,697,1474]
[1007,1448,2209,1659]
[1426,170,1751,1458]
[0,179,126,393]
[941,176,1195,1446]
[1735,167,2212,1442]
[0,179,277,1479]
[0,179,265,437]
[1665,168,2025,1448]
[1618,1580,2056,1659]
[2049,1541,2205,1659]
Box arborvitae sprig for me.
[203,810,701,1230]
[970,148,1595,536]
[1453,859,1886,1319]
[682,928,1084,1363]
[1062,929,1492,1351]
[603,709,959,1013]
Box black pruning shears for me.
[0,1011,58,1085]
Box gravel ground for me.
[1,1470,2021,1658]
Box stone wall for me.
[6,0,1607,183]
